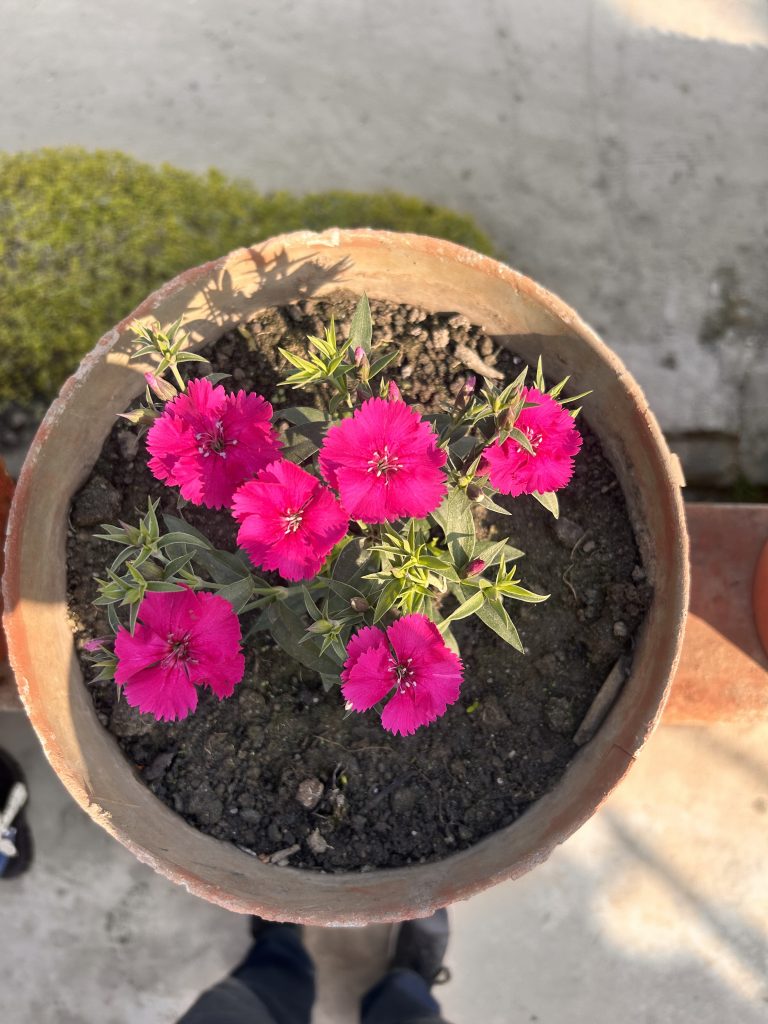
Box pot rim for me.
[2,229,689,924]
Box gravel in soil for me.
[66,292,652,871]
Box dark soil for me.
[66,292,652,871]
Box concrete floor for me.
[1,712,766,1024]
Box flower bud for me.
[466,559,486,577]
[117,406,160,427]
[145,372,178,403]
[83,635,113,653]
[387,380,403,403]
[350,596,370,613]
[497,407,516,431]
[306,619,335,635]
[463,375,477,396]
[354,346,370,383]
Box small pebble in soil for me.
[307,829,330,855]
[554,517,584,549]
[296,778,324,810]
[71,475,121,527]
[613,620,629,639]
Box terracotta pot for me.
[0,457,18,711]
[2,230,688,924]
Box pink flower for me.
[114,589,245,722]
[318,398,447,523]
[479,387,582,497]
[232,460,348,582]
[146,377,282,509]
[341,614,464,736]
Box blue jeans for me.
[177,925,449,1024]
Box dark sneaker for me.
[0,748,32,879]
[392,908,451,986]
[249,915,300,940]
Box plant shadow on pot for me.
[3,231,689,925]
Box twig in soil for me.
[570,531,591,559]
[573,656,630,746]
[562,564,578,602]
[268,843,301,865]
[369,776,408,808]
[314,735,390,754]
[453,343,503,381]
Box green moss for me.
[0,148,493,403]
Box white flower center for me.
[195,419,239,460]
[389,655,416,693]
[367,444,403,481]
[161,631,196,668]
[516,425,543,455]
[282,509,304,535]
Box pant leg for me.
[177,925,315,1024]
[177,976,278,1024]
[361,967,453,1024]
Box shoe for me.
[249,915,300,940]
[391,909,451,986]
[0,749,32,879]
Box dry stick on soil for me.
[453,343,504,381]
[573,656,630,746]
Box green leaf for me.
[473,537,524,567]
[158,530,211,549]
[535,355,546,392]
[559,389,592,407]
[215,576,254,612]
[348,293,373,357]
[332,538,372,585]
[495,582,549,603]
[302,587,323,621]
[532,490,559,519]
[439,589,486,629]
[282,437,319,465]
[431,489,476,567]
[368,349,399,379]
[373,579,401,623]
[162,515,211,546]
[106,603,120,633]
[144,580,186,594]
[266,603,341,676]
[326,578,365,601]
[204,372,232,385]
[278,405,327,425]
[319,671,341,692]
[547,375,570,400]
[506,426,535,455]
[174,351,210,365]
[278,347,317,373]
[476,599,524,652]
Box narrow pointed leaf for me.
[348,292,373,357]
[532,490,559,519]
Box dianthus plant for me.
[87,300,587,735]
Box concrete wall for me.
[1,0,767,484]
